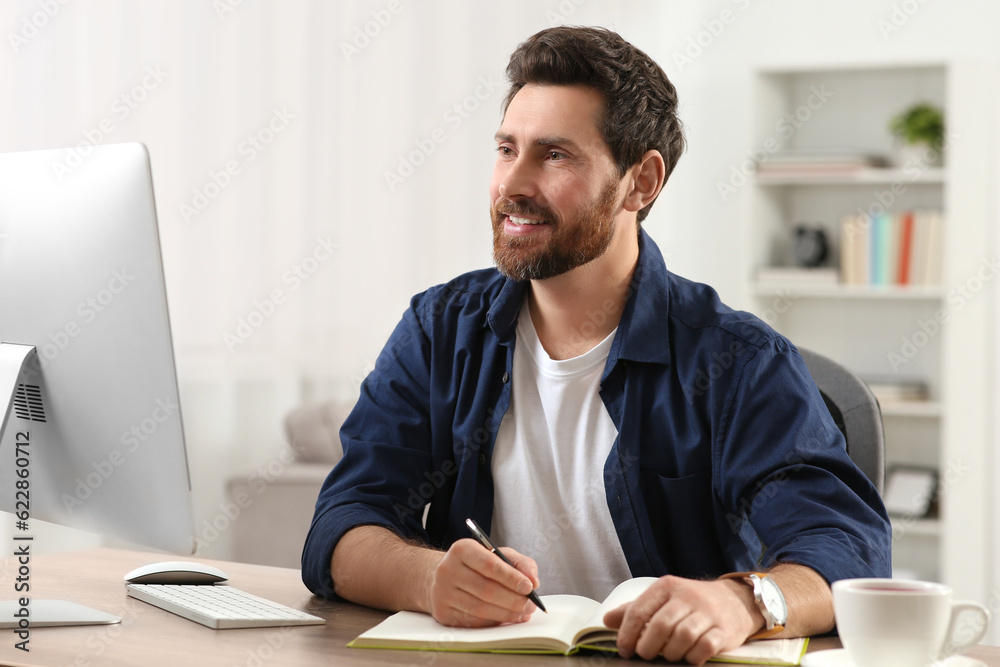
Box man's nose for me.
[498,157,539,201]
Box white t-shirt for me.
[490,302,633,601]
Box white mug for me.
[832,578,990,667]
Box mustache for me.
[492,198,554,221]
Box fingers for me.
[636,604,720,664]
[602,603,626,629]
[610,577,672,658]
[464,542,535,599]
[435,585,534,628]
[429,539,539,627]
[608,576,742,665]
[498,546,541,590]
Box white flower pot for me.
[895,141,943,169]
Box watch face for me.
[760,577,789,625]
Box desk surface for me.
[0,548,997,667]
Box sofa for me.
[226,400,351,568]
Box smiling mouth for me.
[507,215,547,226]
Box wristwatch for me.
[720,572,788,639]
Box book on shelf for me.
[756,149,889,178]
[755,266,840,285]
[862,376,930,404]
[350,576,809,665]
[840,209,943,287]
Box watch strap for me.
[719,571,786,639]
[747,624,784,640]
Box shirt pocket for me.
[639,468,727,578]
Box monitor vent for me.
[13,384,46,423]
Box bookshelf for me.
[740,62,997,601]
[754,168,946,186]
[751,283,944,300]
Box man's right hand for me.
[330,526,541,629]
[427,538,541,627]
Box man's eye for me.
[496,146,514,157]
[548,151,565,161]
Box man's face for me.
[490,84,625,281]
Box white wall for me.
[1,0,998,608]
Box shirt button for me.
[502,371,509,383]
[478,453,487,466]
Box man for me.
[303,26,890,665]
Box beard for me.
[490,176,621,282]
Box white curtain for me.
[0,0,680,557]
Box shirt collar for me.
[486,228,672,367]
[487,274,528,345]
[612,228,672,367]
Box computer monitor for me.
[0,143,196,564]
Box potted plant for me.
[889,102,945,167]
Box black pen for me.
[465,518,547,613]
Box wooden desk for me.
[1,548,997,666]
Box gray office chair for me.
[798,348,885,494]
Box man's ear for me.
[622,150,666,214]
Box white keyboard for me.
[126,583,326,630]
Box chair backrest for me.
[798,348,885,494]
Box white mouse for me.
[124,561,229,585]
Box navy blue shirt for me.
[302,230,891,599]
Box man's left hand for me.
[603,575,762,665]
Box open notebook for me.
[350,577,808,665]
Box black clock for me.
[792,225,828,267]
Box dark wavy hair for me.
[503,26,685,223]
